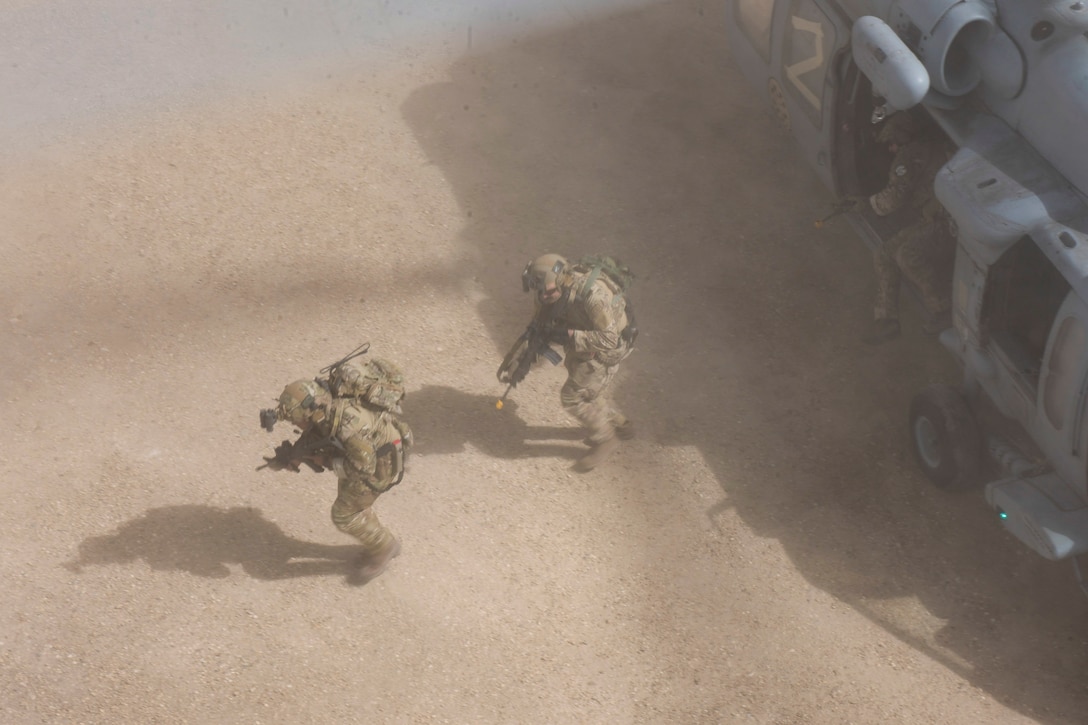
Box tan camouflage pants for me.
[873,219,952,321]
[561,355,628,446]
[330,477,396,557]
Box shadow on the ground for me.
[406,384,585,460]
[64,505,360,582]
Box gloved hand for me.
[268,441,301,472]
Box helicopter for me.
[723,0,1088,588]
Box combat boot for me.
[576,437,621,472]
[356,538,401,582]
[583,421,635,446]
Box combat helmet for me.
[277,379,332,427]
[522,253,569,293]
[876,112,921,146]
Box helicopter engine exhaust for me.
[891,0,995,97]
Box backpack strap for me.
[329,398,347,437]
[576,263,602,304]
[575,256,629,304]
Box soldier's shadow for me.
[64,505,360,581]
[406,385,585,460]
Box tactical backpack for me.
[319,343,407,413]
[573,255,638,346]
[332,400,413,492]
[572,255,634,302]
[328,357,406,412]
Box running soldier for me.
[498,254,638,471]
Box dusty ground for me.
[4,1,1088,723]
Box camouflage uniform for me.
[539,265,633,447]
[323,397,412,559]
[868,119,953,325]
[266,371,412,579]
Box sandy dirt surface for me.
[3,1,1088,723]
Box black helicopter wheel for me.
[908,384,983,491]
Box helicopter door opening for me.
[1035,293,1088,489]
[830,60,890,198]
[980,236,1070,394]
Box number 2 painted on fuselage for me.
[785,13,825,112]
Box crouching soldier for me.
[260,352,413,582]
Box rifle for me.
[495,300,566,409]
[257,429,344,473]
[814,197,863,228]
